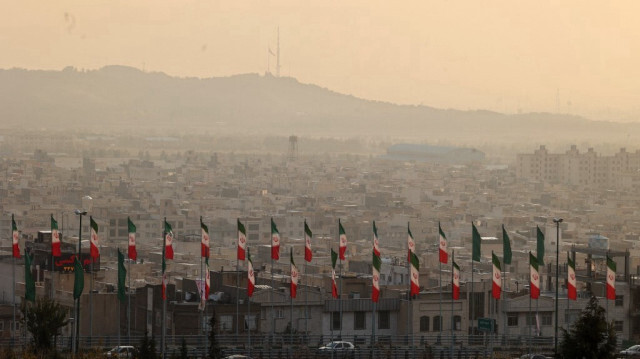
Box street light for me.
[553,217,563,358]
[74,209,87,355]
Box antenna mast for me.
[276,26,281,77]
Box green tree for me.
[208,309,222,359]
[137,331,158,359]
[559,296,617,359]
[21,297,68,356]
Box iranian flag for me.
[237,219,247,261]
[51,215,61,257]
[90,216,100,259]
[331,248,339,298]
[290,249,298,298]
[439,223,448,264]
[128,217,137,260]
[530,252,540,299]
[201,217,210,258]
[164,220,174,260]
[339,220,347,260]
[607,255,616,300]
[204,257,210,301]
[247,248,255,297]
[12,214,20,258]
[372,221,381,302]
[567,253,577,300]
[492,251,501,300]
[407,223,415,262]
[452,258,460,300]
[304,220,312,262]
[373,221,380,257]
[410,251,420,296]
[162,256,168,300]
[271,218,280,260]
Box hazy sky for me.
[3,1,639,121]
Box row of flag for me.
[14,215,617,305]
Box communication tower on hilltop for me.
[288,135,298,161]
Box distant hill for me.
[0,66,638,147]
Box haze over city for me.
[4,2,640,359]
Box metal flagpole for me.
[128,252,131,342]
[270,253,274,348]
[236,257,239,340]
[90,254,93,346]
[439,260,442,340]
[450,251,454,359]
[304,258,308,337]
[528,287,532,356]
[118,291,121,349]
[338,220,343,341]
[406,222,410,347]
[161,218,166,359]
[12,254,16,347]
[248,298,251,358]
[471,257,475,341]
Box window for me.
[453,316,461,331]
[433,316,442,331]
[614,321,624,332]
[219,315,233,332]
[244,315,257,331]
[616,295,624,307]
[542,313,552,326]
[331,312,341,330]
[526,314,535,326]
[507,314,518,327]
[378,311,390,330]
[469,292,485,320]
[275,308,284,319]
[354,312,366,330]
[419,316,430,332]
[248,224,259,231]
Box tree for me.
[559,296,617,359]
[208,309,222,359]
[137,331,158,359]
[21,297,68,355]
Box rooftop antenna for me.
[276,26,281,77]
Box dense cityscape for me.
[1,128,639,358]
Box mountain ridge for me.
[0,66,637,147]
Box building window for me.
[244,315,257,331]
[378,311,390,330]
[526,314,535,326]
[275,308,284,319]
[219,315,233,332]
[331,312,341,331]
[419,316,430,332]
[614,321,624,332]
[542,313,552,326]
[507,314,518,327]
[616,295,624,307]
[354,312,366,330]
[433,315,442,332]
[453,316,461,331]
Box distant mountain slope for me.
[0,66,637,144]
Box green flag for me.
[472,223,482,262]
[331,248,338,269]
[117,248,127,302]
[73,257,84,300]
[24,250,35,302]
[536,226,545,266]
[502,225,512,265]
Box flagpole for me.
[338,219,343,341]
[439,259,442,340]
[471,256,474,341]
[406,222,410,347]
[161,218,166,359]
[90,250,93,347]
[118,288,121,349]
[51,213,55,300]
[450,251,454,359]
[236,257,240,340]
[127,251,131,342]
[304,256,308,338]
[270,249,274,346]
[248,298,251,358]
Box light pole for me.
[74,209,87,355]
[553,217,563,358]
